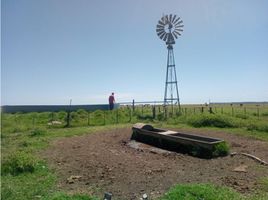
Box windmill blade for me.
[157,24,164,29]
[156,28,165,33]
[156,27,165,31]
[173,17,181,24]
[163,33,168,41]
[169,14,172,22]
[175,20,183,26]
[165,15,169,23]
[175,24,184,28]
[160,32,166,40]
[174,30,181,36]
[159,32,165,39]
[157,30,165,37]
[172,32,178,39]
[158,20,165,26]
[172,15,177,23]
[175,28,183,32]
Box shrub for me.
[76,109,88,119]
[212,141,230,157]
[70,111,79,120]
[76,109,87,115]
[58,111,67,120]
[235,113,248,119]
[157,112,165,121]
[2,151,37,175]
[137,114,154,121]
[187,114,236,128]
[247,122,268,133]
[261,112,268,117]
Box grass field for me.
[1,104,268,200]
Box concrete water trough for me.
[131,123,229,158]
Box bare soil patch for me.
[43,127,268,199]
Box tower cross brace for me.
[164,44,180,109]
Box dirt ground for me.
[43,127,268,200]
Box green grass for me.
[159,183,268,200]
[159,184,243,200]
[1,105,268,199]
[1,163,56,200]
[2,151,37,175]
[1,124,129,200]
[42,193,99,200]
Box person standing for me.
[109,92,115,110]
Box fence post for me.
[152,105,156,119]
[164,105,167,120]
[132,99,135,112]
[257,106,260,119]
[66,99,72,127]
[129,108,132,122]
[209,107,213,114]
[201,107,204,113]
[244,107,246,115]
[66,111,71,127]
[141,105,144,116]
[232,106,234,116]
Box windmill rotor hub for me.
[168,23,173,30]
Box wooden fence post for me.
[129,108,132,122]
[209,107,213,114]
[152,105,156,119]
[66,111,70,127]
[132,99,135,112]
[164,106,167,120]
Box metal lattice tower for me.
[156,14,183,109]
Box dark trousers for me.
[109,103,114,110]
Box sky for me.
[1,0,268,105]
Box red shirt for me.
[109,95,115,104]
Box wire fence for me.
[2,101,268,134]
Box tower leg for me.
[164,45,180,111]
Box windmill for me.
[156,14,183,110]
